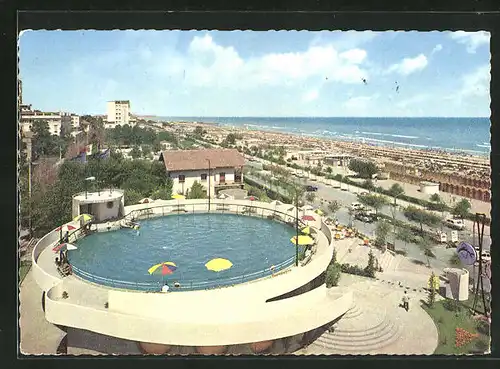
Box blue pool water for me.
[69,213,296,291]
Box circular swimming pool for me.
[69,213,296,292]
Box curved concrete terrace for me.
[32,199,353,349]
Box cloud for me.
[459,64,490,98]
[431,44,443,55]
[449,31,490,53]
[302,89,319,102]
[386,54,428,76]
[162,34,369,89]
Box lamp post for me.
[206,158,211,211]
[84,176,96,199]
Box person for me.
[334,219,339,227]
[55,257,60,266]
[402,291,410,312]
[161,283,170,293]
[62,231,69,243]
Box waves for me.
[360,131,419,139]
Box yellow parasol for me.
[171,194,186,200]
[301,226,311,235]
[290,235,315,246]
[205,258,233,272]
[73,214,93,222]
[314,209,324,216]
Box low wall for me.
[45,283,352,347]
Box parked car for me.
[350,202,364,211]
[474,247,491,262]
[305,185,318,192]
[355,212,374,223]
[364,208,376,216]
[445,218,465,230]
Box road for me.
[247,157,491,251]
[246,174,457,269]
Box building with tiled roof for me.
[159,149,245,197]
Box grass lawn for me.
[422,298,490,354]
[19,260,32,285]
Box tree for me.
[357,193,389,215]
[187,181,206,199]
[347,208,355,228]
[388,183,405,205]
[325,263,341,288]
[429,193,441,203]
[129,146,142,159]
[124,189,144,206]
[194,126,205,137]
[452,198,471,219]
[305,192,316,203]
[403,205,441,233]
[364,250,377,277]
[325,166,332,174]
[348,159,378,179]
[327,200,341,217]
[362,179,376,191]
[152,140,162,153]
[427,272,438,307]
[225,133,237,145]
[396,227,413,252]
[374,220,392,248]
[417,235,435,267]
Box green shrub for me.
[325,263,341,288]
[124,189,144,206]
[443,298,462,312]
[340,263,374,278]
[474,339,489,353]
[476,320,490,335]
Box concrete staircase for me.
[305,297,401,355]
[377,251,396,273]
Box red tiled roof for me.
[160,149,246,172]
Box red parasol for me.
[55,225,77,232]
[302,215,316,221]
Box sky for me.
[19,30,491,117]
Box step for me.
[330,315,390,338]
[342,304,363,319]
[313,318,401,352]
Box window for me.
[106,201,114,209]
[178,175,185,183]
[201,173,207,181]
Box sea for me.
[152,117,491,156]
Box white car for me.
[475,247,491,262]
[364,208,376,216]
[445,218,465,230]
[350,202,364,211]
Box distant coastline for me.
[146,116,490,157]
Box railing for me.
[71,255,295,292]
[71,199,309,292]
[121,200,308,230]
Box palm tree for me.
[388,183,405,206]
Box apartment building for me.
[105,100,136,129]
[20,108,61,136]
[71,114,80,130]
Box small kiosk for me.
[72,189,125,222]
